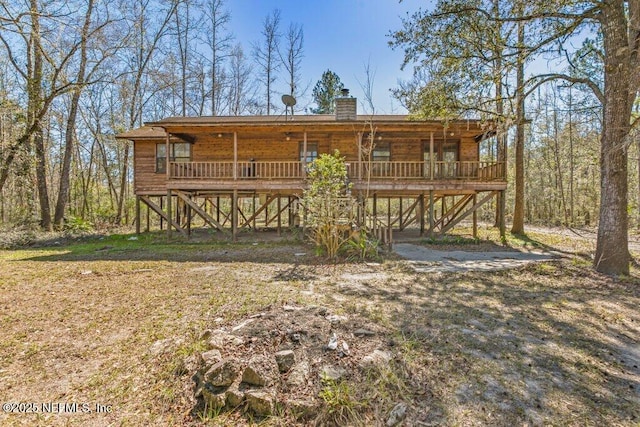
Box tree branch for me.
[524,73,604,105]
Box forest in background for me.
[1,0,639,274]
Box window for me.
[299,142,318,164]
[156,143,191,173]
[371,141,391,176]
[372,141,390,162]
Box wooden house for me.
[117,95,506,240]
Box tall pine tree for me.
[311,70,344,114]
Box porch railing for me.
[170,161,303,179]
[353,161,505,180]
[169,160,505,181]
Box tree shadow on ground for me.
[331,262,640,425]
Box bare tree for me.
[114,0,178,224]
[54,0,116,228]
[0,1,86,228]
[253,9,281,115]
[173,0,203,117]
[279,22,303,99]
[202,0,233,116]
[227,43,255,116]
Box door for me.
[423,140,459,178]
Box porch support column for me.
[499,190,506,240]
[302,132,308,177]
[473,193,478,239]
[146,200,150,232]
[166,131,170,180]
[253,194,257,230]
[232,190,238,241]
[357,132,362,180]
[429,190,434,238]
[277,195,282,236]
[430,131,434,180]
[302,199,307,236]
[186,194,192,236]
[167,190,172,238]
[373,193,378,231]
[233,132,238,180]
[216,196,220,223]
[419,193,425,236]
[135,196,141,234]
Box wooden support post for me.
[387,197,391,229]
[176,197,181,228]
[232,190,238,242]
[302,200,307,236]
[277,195,282,236]
[373,193,378,231]
[357,132,362,180]
[253,195,257,230]
[302,132,308,177]
[473,193,478,239]
[499,189,506,240]
[145,200,150,232]
[420,194,425,236]
[165,132,170,180]
[399,197,403,229]
[160,196,164,230]
[429,190,434,238]
[167,190,172,238]
[216,196,220,223]
[233,132,238,180]
[135,196,141,234]
[186,195,192,236]
[430,131,434,180]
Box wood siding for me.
[132,126,494,195]
[134,140,166,194]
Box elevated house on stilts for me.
[117,93,506,242]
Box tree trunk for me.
[53,92,80,228]
[34,126,52,230]
[511,19,525,234]
[637,136,640,230]
[492,0,505,231]
[29,0,52,231]
[568,87,575,225]
[115,142,129,224]
[552,100,568,226]
[594,1,631,274]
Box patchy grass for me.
[0,228,639,426]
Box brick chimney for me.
[335,88,357,121]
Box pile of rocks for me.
[186,305,399,422]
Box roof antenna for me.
[282,94,297,120]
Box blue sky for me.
[227,0,430,114]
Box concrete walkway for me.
[393,243,557,273]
